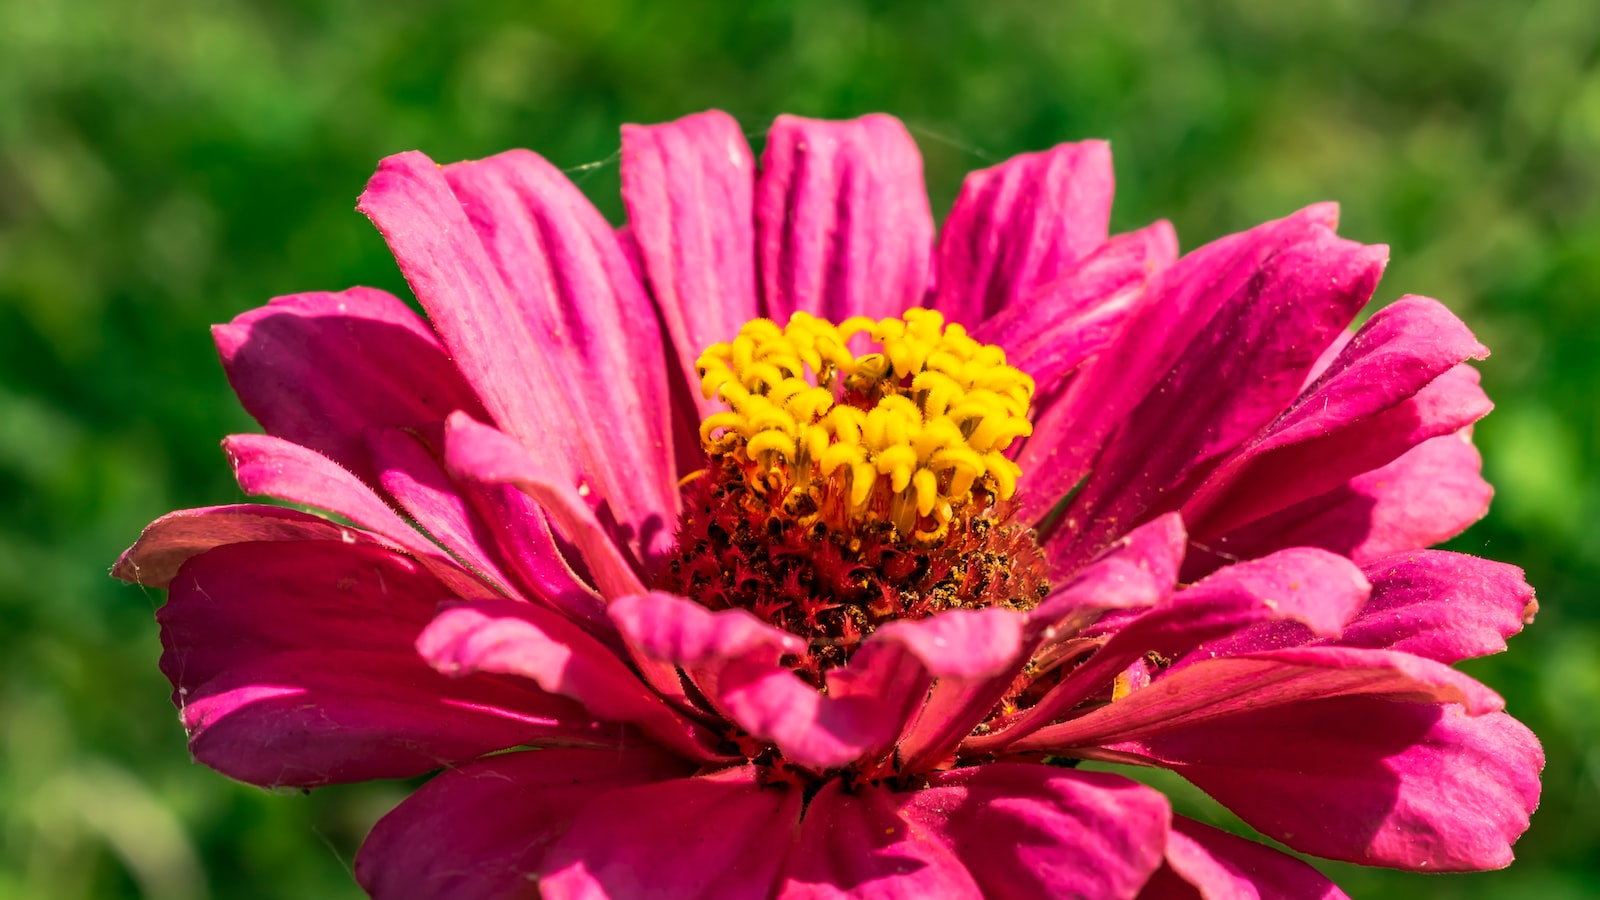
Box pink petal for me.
[1111,699,1542,871]
[1029,513,1188,636]
[973,548,1369,754]
[1345,551,1536,661]
[214,287,487,488]
[1017,204,1342,527]
[113,504,371,588]
[1185,550,1537,666]
[1139,817,1349,899]
[367,425,518,593]
[1194,430,1491,569]
[1183,296,1490,539]
[417,599,727,763]
[223,432,494,600]
[621,110,760,423]
[357,747,691,900]
[933,140,1115,328]
[1007,644,1505,755]
[756,114,935,322]
[441,150,679,557]
[779,779,983,899]
[540,766,802,900]
[610,589,804,665]
[897,516,1185,772]
[607,588,796,714]
[886,609,1036,773]
[1043,224,1388,567]
[975,222,1177,400]
[357,151,676,568]
[903,764,1171,899]
[161,540,612,787]
[444,413,647,601]
[367,425,611,632]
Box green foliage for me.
[2,0,1597,895]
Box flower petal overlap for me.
[118,109,1542,898]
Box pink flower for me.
[116,110,1542,899]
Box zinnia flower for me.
[116,110,1543,898]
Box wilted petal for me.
[357,747,691,900]
[540,767,802,900]
[757,114,934,323]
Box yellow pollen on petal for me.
[694,308,1035,541]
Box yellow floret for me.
[693,307,1035,541]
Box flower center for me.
[693,307,1034,540]
[658,310,1049,681]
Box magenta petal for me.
[884,609,1032,773]
[441,150,679,556]
[1114,700,1542,871]
[1344,551,1536,662]
[417,599,726,763]
[356,747,691,900]
[444,413,647,600]
[756,114,935,322]
[766,608,1026,772]
[904,764,1171,900]
[367,425,519,593]
[1017,204,1344,528]
[540,767,802,900]
[1198,430,1491,567]
[974,548,1370,754]
[621,110,759,422]
[1029,513,1187,636]
[113,504,370,587]
[780,779,984,899]
[162,540,611,787]
[608,588,799,714]
[357,150,676,567]
[1009,644,1504,754]
[975,222,1177,402]
[223,432,494,600]
[1140,818,1349,900]
[934,140,1115,328]
[1184,295,1491,539]
[611,590,931,770]
[214,287,487,487]
[609,590,804,665]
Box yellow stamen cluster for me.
[695,308,1034,541]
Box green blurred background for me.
[2,0,1597,896]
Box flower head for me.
[117,110,1542,898]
